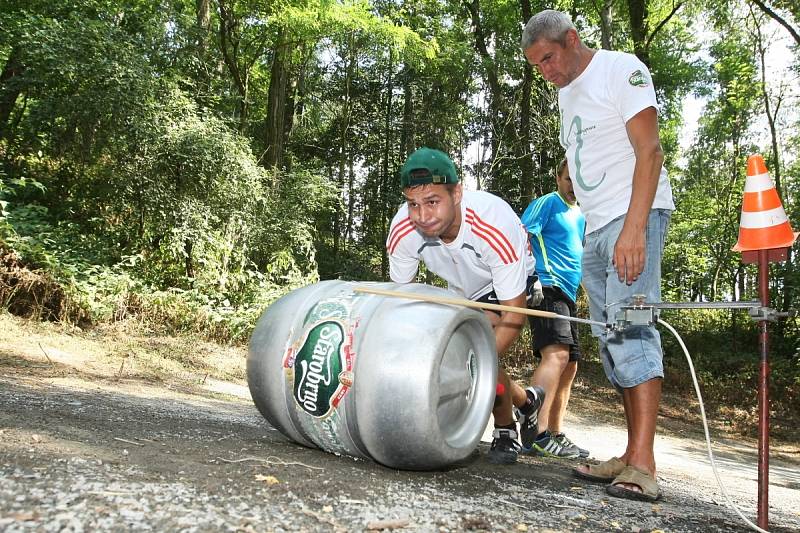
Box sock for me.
[495,422,516,432]
[518,387,539,415]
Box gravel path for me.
[1,364,798,532]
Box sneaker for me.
[518,386,545,452]
[531,430,581,458]
[487,428,521,464]
[554,432,589,458]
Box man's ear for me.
[452,184,463,204]
[565,28,578,47]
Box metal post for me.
[757,250,770,530]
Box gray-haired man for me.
[521,10,674,502]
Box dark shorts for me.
[475,275,540,315]
[528,286,581,362]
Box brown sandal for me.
[574,456,626,483]
[606,465,662,502]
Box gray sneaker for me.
[531,430,581,459]
[553,432,589,458]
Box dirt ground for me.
[1,313,798,532]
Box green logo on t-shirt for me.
[560,111,606,192]
[628,70,649,87]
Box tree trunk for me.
[0,47,24,140]
[626,0,651,67]
[332,165,341,265]
[751,11,794,319]
[599,0,614,50]
[465,0,504,185]
[196,0,211,52]
[518,0,535,203]
[217,0,250,131]
[400,68,415,156]
[285,43,311,150]
[193,0,212,107]
[184,239,195,282]
[752,14,783,197]
[749,0,800,45]
[264,28,289,169]
[346,152,355,243]
[335,31,355,263]
[381,52,394,280]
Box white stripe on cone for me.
[739,206,790,228]
[743,172,774,193]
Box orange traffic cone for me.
[732,154,798,252]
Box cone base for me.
[732,227,798,252]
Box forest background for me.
[1,0,798,432]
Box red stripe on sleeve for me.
[466,208,518,262]
[388,217,412,241]
[389,225,416,255]
[387,217,413,252]
[469,224,512,264]
[466,208,519,262]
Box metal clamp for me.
[747,307,797,322]
[611,293,797,329]
[614,305,657,329]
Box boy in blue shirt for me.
[519,159,589,458]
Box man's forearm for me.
[624,106,664,227]
[494,314,526,355]
[494,292,528,355]
[625,145,662,228]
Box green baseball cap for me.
[400,147,459,188]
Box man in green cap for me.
[386,147,544,464]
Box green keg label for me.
[292,320,346,417]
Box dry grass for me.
[0,311,247,385]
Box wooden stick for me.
[353,286,608,329]
[366,518,410,530]
[113,437,145,447]
[37,343,54,364]
[216,456,324,471]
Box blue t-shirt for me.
[520,191,585,303]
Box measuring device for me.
[615,295,796,329]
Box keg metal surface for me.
[247,280,497,470]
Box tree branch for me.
[749,0,800,45]
[645,1,684,50]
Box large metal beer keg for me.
[247,280,497,470]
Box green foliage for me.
[0,0,797,420]
[0,3,335,340]
[659,308,797,436]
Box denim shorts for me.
[582,209,671,390]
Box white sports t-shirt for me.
[558,50,675,234]
[387,190,535,301]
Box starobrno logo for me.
[628,69,649,87]
[292,321,345,417]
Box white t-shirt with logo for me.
[387,190,535,301]
[558,49,675,234]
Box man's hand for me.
[613,223,646,284]
[530,277,544,307]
